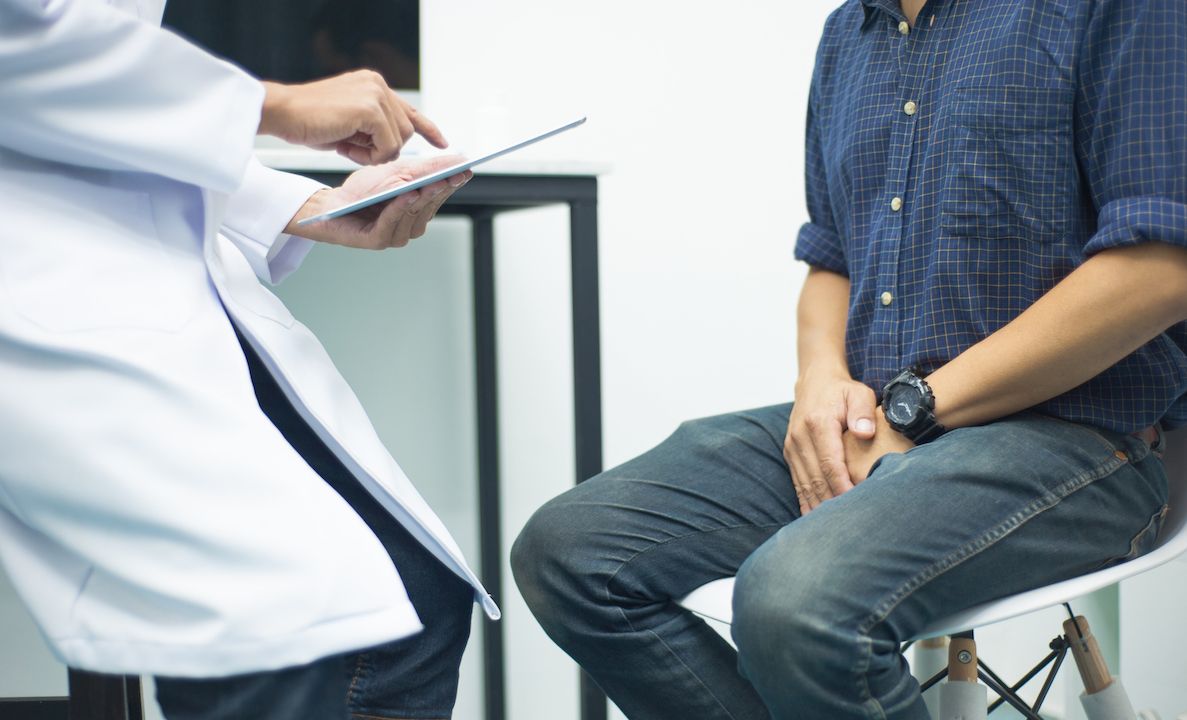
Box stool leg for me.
[938,634,987,720]
[913,637,949,719]
[1063,616,1138,720]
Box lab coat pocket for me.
[0,184,202,333]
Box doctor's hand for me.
[285,156,471,250]
[259,71,447,165]
[784,366,879,516]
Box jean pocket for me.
[1093,504,1169,572]
[940,84,1076,245]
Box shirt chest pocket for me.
[940,85,1077,245]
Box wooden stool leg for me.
[1063,616,1138,720]
[947,635,978,683]
[913,637,949,719]
[1063,615,1112,694]
[939,634,987,720]
[67,670,141,720]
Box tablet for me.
[296,116,587,226]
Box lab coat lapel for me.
[203,226,498,619]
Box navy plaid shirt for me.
[796,0,1187,432]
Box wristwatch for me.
[881,368,947,444]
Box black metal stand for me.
[471,209,504,720]
[914,631,1071,718]
[65,671,141,720]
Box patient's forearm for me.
[928,242,1187,429]
[796,268,851,380]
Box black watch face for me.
[886,385,922,426]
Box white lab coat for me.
[0,0,497,677]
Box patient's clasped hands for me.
[783,367,914,516]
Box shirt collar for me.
[862,0,949,28]
[861,0,904,25]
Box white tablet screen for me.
[296,116,587,226]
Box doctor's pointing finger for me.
[259,70,448,165]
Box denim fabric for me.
[155,330,472,720]
[512,404,1168,720]
[156,657,351,720]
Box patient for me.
[511,0,1187,718]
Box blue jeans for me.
[511,404,1168,720]
[154,329,473,720]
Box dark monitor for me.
[163,0,420,95]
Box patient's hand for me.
[841,408,914,484]
[259,71,447,165]
[785,366,878,515]
[285,156,471,250]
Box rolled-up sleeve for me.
[1077,0,1187,257]
[794,78,847,276]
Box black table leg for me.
[66,671,140,720]
[570,198,608,720]
[471,211,506,720]
[569,199,603,490]
[441,175,604,720]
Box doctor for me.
[0,0,493,718]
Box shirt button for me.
[880,291,894,306]
[898,20,910,35]
[890,196,903,212]
[904,101,918,116]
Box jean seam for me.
[857,633,886,720]
[852,449,1129,718]
[346,652,369,710]
[645,627,745,720]
[1121,505,1168,562]
[600,520,787,720]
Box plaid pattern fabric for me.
[796,0,1187,432]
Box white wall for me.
[422,0,812,447]
[416,2,818,718]
[1120,558,1187,720]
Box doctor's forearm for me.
[927,242,1187,429]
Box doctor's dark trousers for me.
[153,329,474,720]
